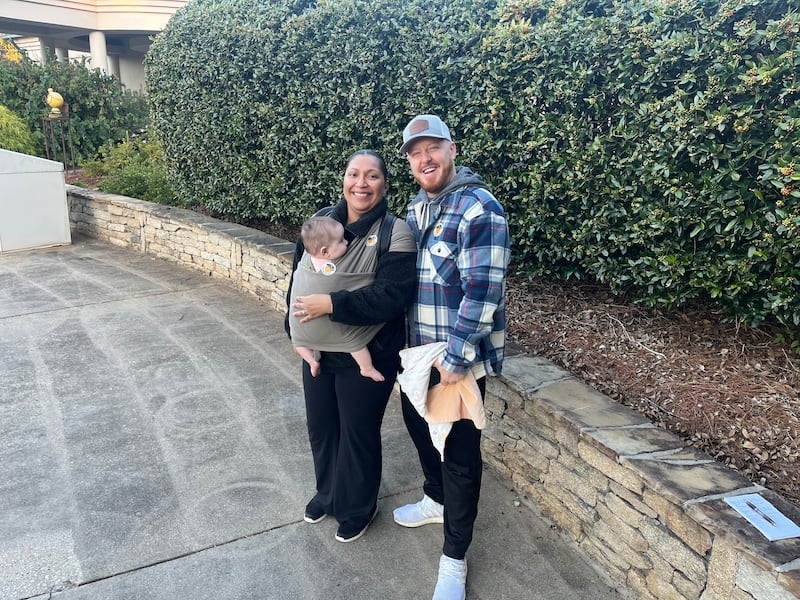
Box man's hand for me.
[433,360,466,385]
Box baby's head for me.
[301,216,348,260]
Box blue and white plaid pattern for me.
[407,185,511,378]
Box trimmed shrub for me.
[145,0,496,221]
[473,0,800,326]
[81,132,178,205]
[146,0,800,327]
[0,104,37,154]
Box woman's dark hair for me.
[346,149,388,180]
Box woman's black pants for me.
[302,357,397,527]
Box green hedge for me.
[146,0,800,327]
[476,0,800,326]
[145,0,496,221]
[81,133,178,205]
[0,57,149,160]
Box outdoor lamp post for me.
[41,88,75,171]
[45,88,64,117]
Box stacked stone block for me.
[485,357,800,600]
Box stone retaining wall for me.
[68,187,296,312]
[67,186,800,600]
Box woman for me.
[285,149,417,542]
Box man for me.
[394,115,511,600]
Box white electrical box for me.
[0,149,72,253]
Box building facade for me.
[0,0,189,90]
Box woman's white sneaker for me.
[393,495,444,527]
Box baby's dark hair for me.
[301,216,344,256]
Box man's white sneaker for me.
[393,495,444,527]
[432,554,467,600]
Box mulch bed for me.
[505,276,800,504]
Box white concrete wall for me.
[118,55,147,91]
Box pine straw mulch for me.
[65,170,103,189]
[505,275,800,505]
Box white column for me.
[88,31,108,73]
[38,38,49,63]
[55,48,68,62]
[107,55,120,79]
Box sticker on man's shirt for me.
[430,240,452,258]
[321,262,337,275]
[433,223,444,237]
[366,234,378,247]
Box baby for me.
[289,216,384,382]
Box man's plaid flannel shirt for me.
[406,177,511,379]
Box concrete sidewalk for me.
[0,236,630,600]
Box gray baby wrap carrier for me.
[289,238,383,352]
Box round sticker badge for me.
[433,223,444,237]
[321,262,337,275]
[366,234,378,247]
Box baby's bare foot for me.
[361,367,384,382]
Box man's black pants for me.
[400,375,486,560]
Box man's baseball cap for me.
[400,115,452,154]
